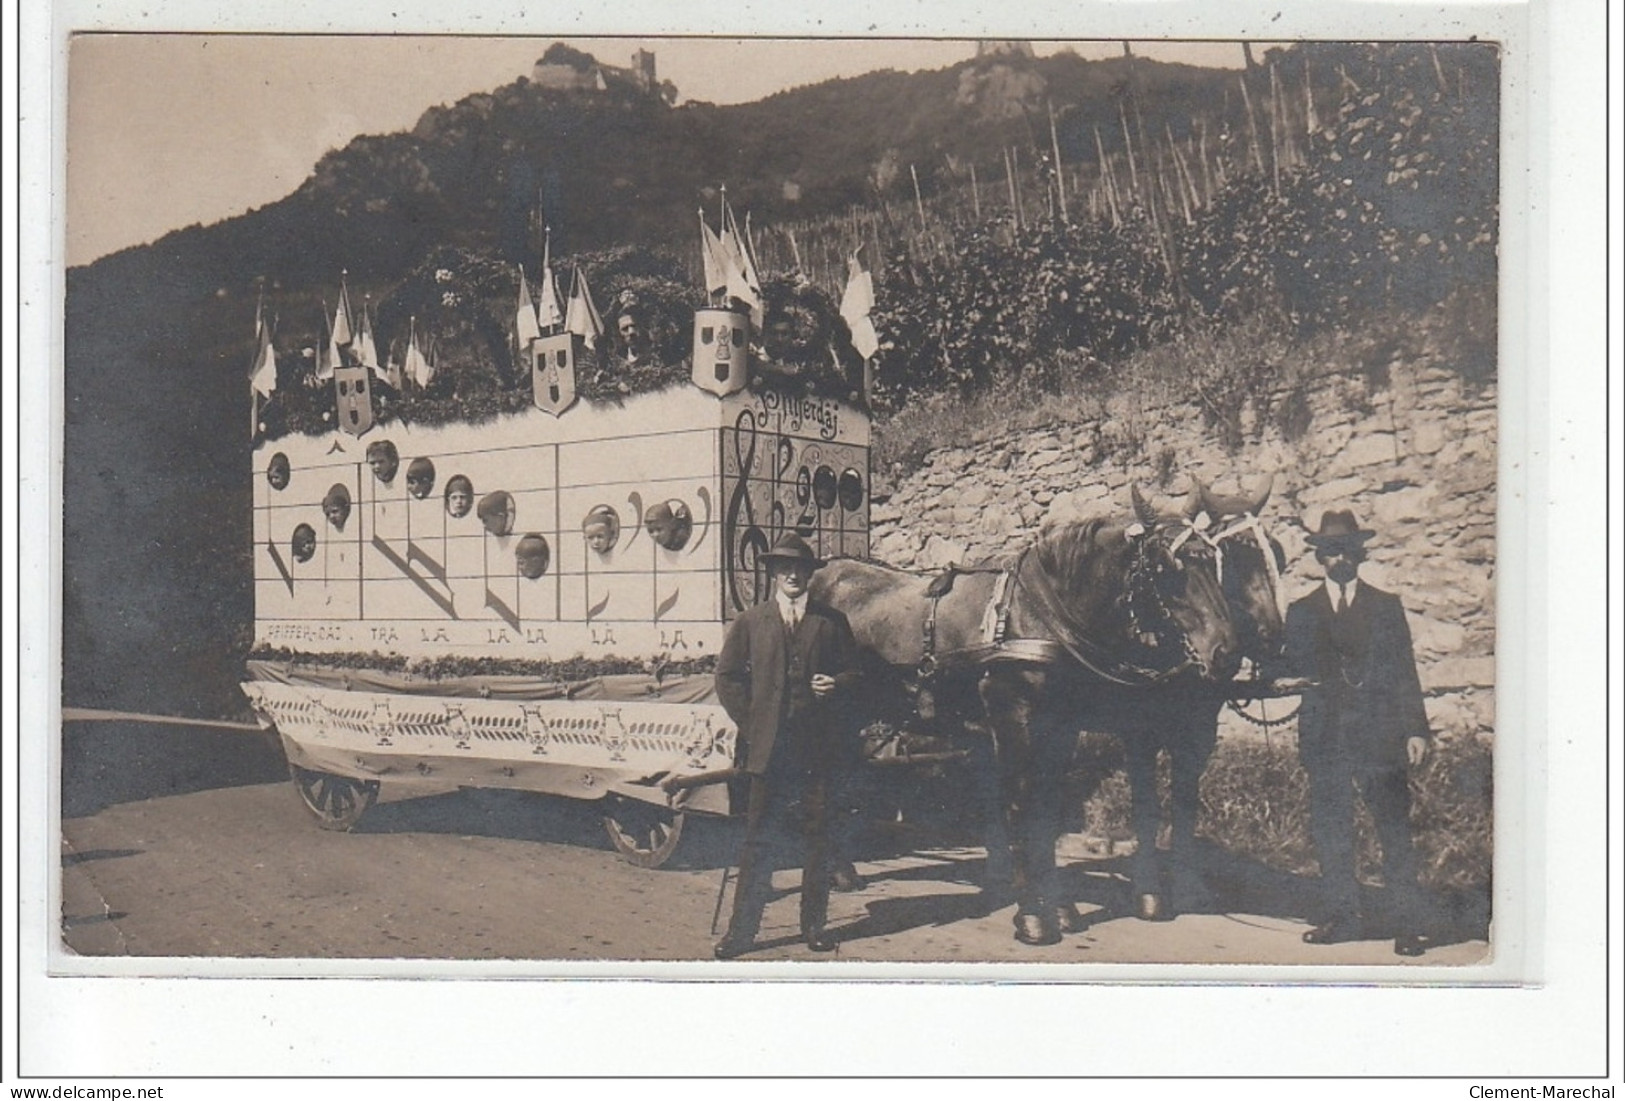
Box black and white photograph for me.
[10,0,1617,1084]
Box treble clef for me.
[725,410,769,611]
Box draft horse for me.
[1091,477,1287,922]
[813,493,1241,945]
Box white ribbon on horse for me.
[1210,511,1287,622]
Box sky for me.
[65,35,1249,268]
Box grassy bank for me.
[1071,732,1493,891]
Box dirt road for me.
[57,723,1490,969]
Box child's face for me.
[585,526,614,553]
[447,488,472,517]
[407,466,435,498]
[482,502,513,536]
[368,451,397,482]
[516,537,550,579]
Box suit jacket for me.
[1284,580,1431,772]
[715,597,861,776]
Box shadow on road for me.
[352,787,744,871]
[62,847,144,867]
[1188,840,1492,945]
[826,836,1490,951]
[62,720,288,819]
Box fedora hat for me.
[1305,509,1377,547]
[761,533,825,569]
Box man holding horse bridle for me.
[1285,509,1433,957]
[713,533,862,959]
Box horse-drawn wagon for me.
[241,329,873,867]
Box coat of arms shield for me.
[691,307,750,397]
[532,331,578,416]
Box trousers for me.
[724,766,831,941]
[1306,756,1422,922]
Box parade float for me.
[240,209,878,866]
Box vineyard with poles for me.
[750,41,1499,416]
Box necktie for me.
[1336,585,1349,614]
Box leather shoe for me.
[831,863,866,893]
[1135,892,1172,922]
[1302,917,1360,945]
[1054,902,1088,934]
[1393,933,1426,957]
[1013,911,1062,946]
[805,931,838,953]
[713,934,754,960]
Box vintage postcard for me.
[14,0,1611,1082]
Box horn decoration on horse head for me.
[1129,484,1159,532]
[1133,480,1216,557]
[1195,474,1274,519]
[1200,474,1286,621]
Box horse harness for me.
[915,514,1229,690]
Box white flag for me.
[537,268,564,330]
[537,232,564,329]
[722,205,764,330]
[315,306,338,380]
[403,320,431,388]
[404,339,431,389]
[355,306,384,378]
[699,211,729,296]
[564,268,604,350]
[333,281,354,347]
[515,266,542,347]
[248,320,277,397]
[840,256,880,361]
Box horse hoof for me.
[1013,912,1062,946]
[1055,903,1087,934]
[1136,893,1173,922]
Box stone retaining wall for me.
[868,360,1498,742]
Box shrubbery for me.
[1077,733,1494,891]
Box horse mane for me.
[1032,517,1124,589]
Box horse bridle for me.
[1120,518,1219,677]
[1202,511,1287,622]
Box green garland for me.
[255,252,866,443]
[247,645,716,683]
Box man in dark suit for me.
[1285,510,1433,957]
[712,534,861,959]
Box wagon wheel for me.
[602,796,686,869]
[289,764,380,832]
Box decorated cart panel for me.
[245,378,870,855]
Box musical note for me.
[266,539,294,595]
[484,590,522,632]
[625,491,645,546]
[406,541,449,584]
[688,486,713,553]
[654,587,681,622]
[371,535,458,618]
